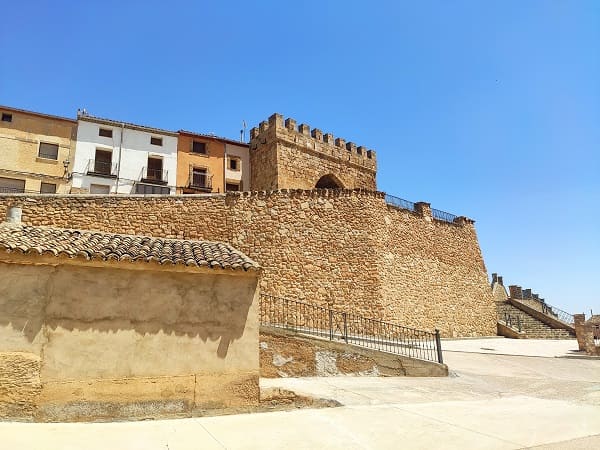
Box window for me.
[91,149,113,176]
[40,182,56,194]
[150,136,163,146]
[135,184,170,195]
[190,167,209,188]
[38,142,59,160]
[228,157,239,171]
[0,177,25,193]
[1,113,12,122]
[99,128,113,138]
[90,184,110,194]
[226,182,240,192]
[146,157,164,181]
[192,141,207,154]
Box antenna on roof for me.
[241,120,247,142]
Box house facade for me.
[176,131,249,193]
[177,131,225,194]
[71,113,178,194]
[225,141,250,191]
[0,105,77,194]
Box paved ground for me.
[1,338,599,449]
[441,336,582,358]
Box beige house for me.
[0,106,77,194]
[0,214,261,421]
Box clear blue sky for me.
[1,1,598,314]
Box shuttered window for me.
[38,142,59,160]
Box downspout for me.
[223,141,227,193]
[115,123,124,193]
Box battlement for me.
[250,113,377,166]
[249,113,377,191]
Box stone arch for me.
[315,174,344,189]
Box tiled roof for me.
[77,113,179,137]
[0,224,259,271]
[178,130,249,147]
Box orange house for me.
[177,131,226,194]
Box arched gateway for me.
[315,174,344,189]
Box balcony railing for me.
[140,167,168,185]
[0,186,26,193]
[86,159,118,178]
[188,172,213,190]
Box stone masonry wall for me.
[0,191,496,336]
[250,114,377,191]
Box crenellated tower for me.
[249,113,377,191]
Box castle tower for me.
[249,113,377,190]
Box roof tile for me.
[0,224,259,272]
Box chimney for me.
[6,206,22,224]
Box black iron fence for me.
[87,159,118,177]
[501,312,522,332]
[431,208,458,224]
[260,294,443,364]
[384,194,459,224]
[141,167,168,183]
[384,194,416,213]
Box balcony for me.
[188,172,212,192]
[140,167,168,185]
[86,159,118,178]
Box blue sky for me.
[1,1,598,314]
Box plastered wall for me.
[0,257,259,421]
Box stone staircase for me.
[496,302,575,339]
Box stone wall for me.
[0,190,497,337]
[250,114,377,190]
[260,327,447,378]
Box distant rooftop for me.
[0,104,76,124]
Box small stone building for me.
[0,218,260,421]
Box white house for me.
[71,113,178,194]
[224,141,250,191]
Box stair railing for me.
[260,293,444,364]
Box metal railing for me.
[541,303,574,325]
[189,172,212,190]
[0,186,25,193]
[140,167,168,183]
[514,295,574,326]
[384,194,415,212]
[501,312,522,332]
[260,294,443,364]
[86,159,117,177]
[384,194,459,224]
[431,208,458,224]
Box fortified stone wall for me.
[250,114,377,191]
[0,191,496,336]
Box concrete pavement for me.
[1,338,599,449]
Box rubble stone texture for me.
[0,190,497,336]
[249,114,377,191]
